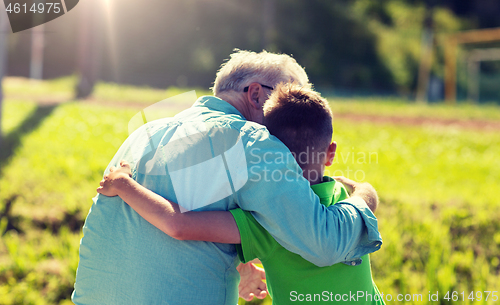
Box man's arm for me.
[238,130,382,267]
[97,161,241,243]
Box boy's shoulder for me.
[311,176,350,207]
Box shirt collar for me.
[310,176,337,207]
[194,96,246,119]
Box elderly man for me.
[72,50,382,304]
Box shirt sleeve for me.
[335,197,383,265]
[237,128,382,267]
[229,209,278,263]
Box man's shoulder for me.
[238,121,270,139]
[200,112,286,154]
[130,117,179,140]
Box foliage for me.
[352,0,465,94]
[1,79,499,304]
[6,0,472,97]
[273,1,394,91]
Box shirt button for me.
[351,262,356,266]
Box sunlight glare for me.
[103,0,120,82]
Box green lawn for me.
[327,119,500,304]
[1,78,499,304]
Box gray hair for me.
[212,49,310,96]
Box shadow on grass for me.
[0,104,58,235]
[0,104,58,171]
[0,103,85,236]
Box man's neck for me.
[216,92,252,121]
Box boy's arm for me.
[97,161,240,244]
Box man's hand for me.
[332,176,379,213]
[97,160,133,197]
[236,262,267,301]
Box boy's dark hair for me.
[263,83,333,168]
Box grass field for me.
[1,77,499,304]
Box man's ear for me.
[324,141,337,166]
[246,83,263,110]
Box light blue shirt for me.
[72,96,382,305]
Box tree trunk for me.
[75,0,100,99]
[30,24,45,80]
[262,0,276,51]
[0,9,9,144]
[416,7,434,104]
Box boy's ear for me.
[324,141,337,166]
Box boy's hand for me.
[332,176,379,213]
[236,262,268,301]
[97,161,133,197]
[332,176,356,195]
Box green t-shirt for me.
[230,177,384,304]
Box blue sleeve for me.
[335,196,383,266]
[237,128,382,267]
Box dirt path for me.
[334,113,500,132]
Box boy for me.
[98,83,384,304]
